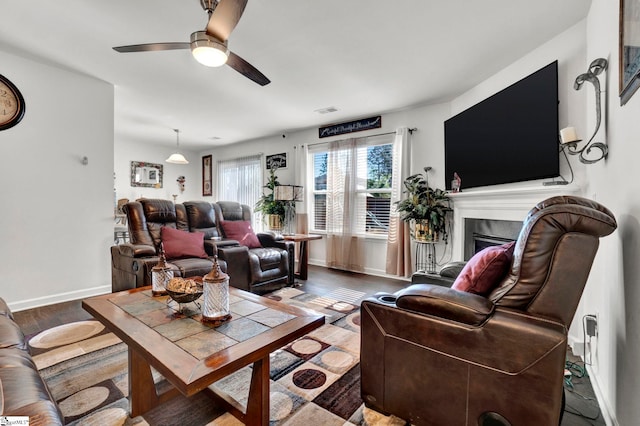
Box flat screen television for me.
[444,60,559,190]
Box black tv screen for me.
[444,61,559,190]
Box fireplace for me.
[448,185,580,261]
[464,218,521,259]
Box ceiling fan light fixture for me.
[191,31,228,67]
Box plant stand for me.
[415,240,437,274]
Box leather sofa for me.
[0,297,63,425]
[111,199,293,294]
[360,196,617,426]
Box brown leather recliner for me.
[212,201,294,293]
[360,196,617,426]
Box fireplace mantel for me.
[448,184,582,259]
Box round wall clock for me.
[0,74,26,131]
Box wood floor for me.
[13,265,603,425]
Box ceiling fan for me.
[113,0,270,86]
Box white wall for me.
[0,51,114,310]
[580,1,640,424]
[114,138,203,203]
[451,21,589,191]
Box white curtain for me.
[294,144,309,234]
[325,138,365,271]
[217,154,263,226]
[385,127,413,277]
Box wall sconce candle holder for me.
[561,58,608,164]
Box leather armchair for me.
[213,201,294,293]
[360,196,617,426]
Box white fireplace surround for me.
[449,184,582,260]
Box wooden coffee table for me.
[82,286,324,425]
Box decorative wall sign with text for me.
[318,115,381,138]
[266,153,287,169]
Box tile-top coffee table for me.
[82,286,324,425]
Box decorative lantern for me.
[202,256,231,325]
[151,244,173,296]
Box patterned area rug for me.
[29,287,408,425]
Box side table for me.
[282,234,322,280]
[415,240,438,274]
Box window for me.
[217,155,262,220]
[310,135,393,235]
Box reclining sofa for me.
[0,297,63,424]
[111,199,293,294]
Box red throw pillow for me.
[161,227,208,259]
[219,220,262,249]
[452,241,515,296]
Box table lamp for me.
[274,184,303,236]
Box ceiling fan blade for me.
[113,42,190,53]
[206,0,248,42]
[226,51,270,86]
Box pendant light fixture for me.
[166,129,189,164]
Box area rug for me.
[28,287,408,425]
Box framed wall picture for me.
[130,161,163,188]
[202,155,212,196]
[266,153,287,170]
[620,0,640,105]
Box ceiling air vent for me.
[314,106,338,114]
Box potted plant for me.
[255,167,286,231]
[395,167,451,242]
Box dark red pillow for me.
[219,220,262,249]
[161,227,208,259]
[452,241,515,296]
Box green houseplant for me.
[255,167,286,230]
[395,167,451,242]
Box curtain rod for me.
[300,127,417,148]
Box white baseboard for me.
[585,364,618,426]
[9,285,111,312]
[567,340,618,426]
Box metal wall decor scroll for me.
[565,58,608,164]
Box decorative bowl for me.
[165,277,203,304]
